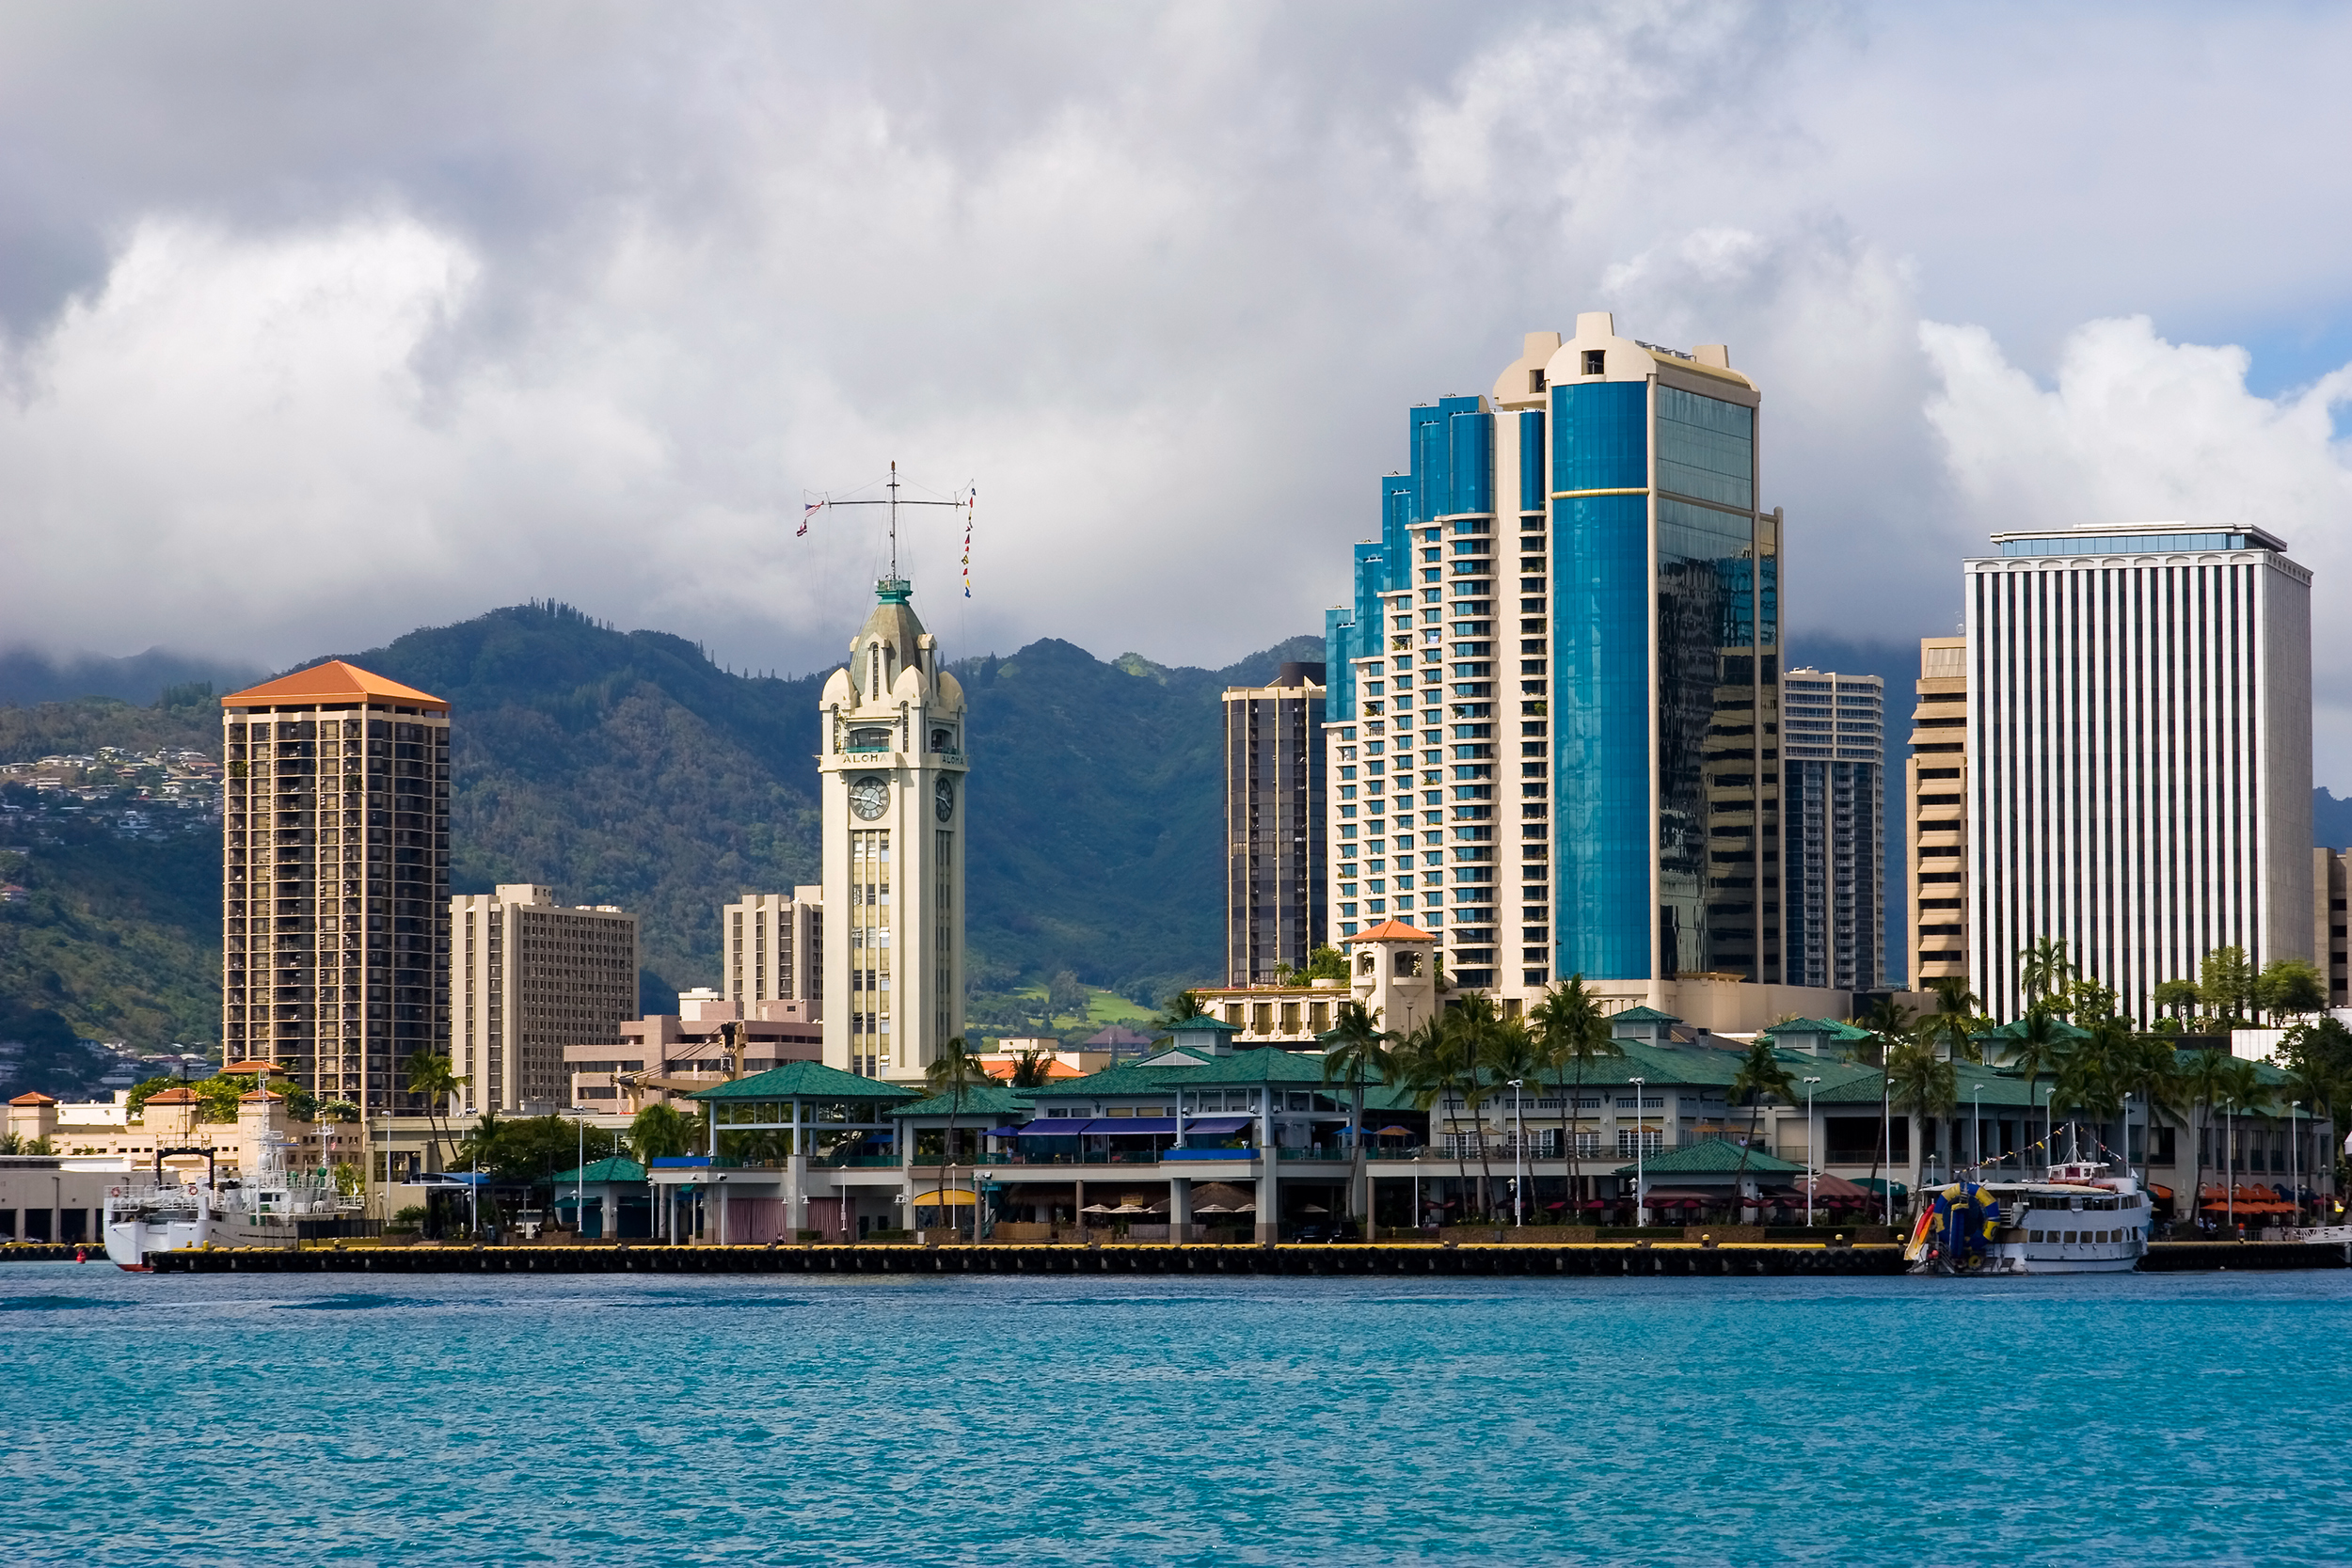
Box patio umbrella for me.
[1110,1203,1149,1214]
[1234,1203,1257,1213]
[1081,1203,1115,1214]
[1300,1204,1329,1214]
[1375,1126,1415,1136]
[1194,1203,1232,1214]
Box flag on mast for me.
[798,497,826,537]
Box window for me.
[1528,368,1546,394]
[1582,349,1605,376]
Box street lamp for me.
[2291,1101,2303,1226]
[569,1105,595,1239]
[1629,1077,1646,1228]
[1972,1082,1982,1181]
[1803,1077,1821,1227]
[1507,1079,1525,1227]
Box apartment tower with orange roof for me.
[220,661,452,1119]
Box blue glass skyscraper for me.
[1325,314,1783,1002]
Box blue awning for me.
[1180,1116,1252,1135]
[1015,1121,1085,1137]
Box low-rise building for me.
[568,988,822,1113]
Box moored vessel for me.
[103,1135,364,1271]
[1907,1152,2150,1275]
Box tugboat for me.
[103,1134,364,1271]
[1908,1135,2150,1275]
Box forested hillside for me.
[0,602,1318,1076]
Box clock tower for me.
[818,575,969,1078]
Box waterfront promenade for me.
[129,1238,2350,1276]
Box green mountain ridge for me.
[0,602,1318,1088]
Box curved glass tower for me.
[1326,314,1782,1000]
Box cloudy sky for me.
[4,3,2350,770]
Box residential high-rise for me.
[1783,667,1883,991]
[1906,638,1969,993]
[451,884,639,1113]
[2315,850,2348,1008]
[818,575,968,1079]
[1223,662,1327,985]
[1967,523,2312,1022]
[220,661,451,1115]
[1325,314,1783,1004]
[723,888,824,1010]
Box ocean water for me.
[1,1264,2346,1566]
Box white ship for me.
[103,1136,364,1271]
[1908,1150,2150,1275]
[1979,1161,2151,1275]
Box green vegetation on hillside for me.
[0,603,1316,1089]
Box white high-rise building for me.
[1966,522,2312,1022]
[722,888,824,1011]
[1782,668,1883,991]
[818,576,968,1079]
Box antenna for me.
[798,461,974,599]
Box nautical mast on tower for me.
[801,461,974,597]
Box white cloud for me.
[1921,313,2352,770]
[2,3,2351,787]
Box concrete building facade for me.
[1966,524,2313,1022]
[1782,668,1883,991]
[1906,638,1970,994]
[723,889,824,1011]
[1324,313,1784,1006]
[818,576,968,1080]
[220,661,451,1116]
[1223,662,1327,985]
[2316,849,2348,1008]
[451,884,638,1115]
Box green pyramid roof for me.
[554,1156,647,1184]
[688,1060,919,1101]
[1609,1006,1682,1023]
[1612,1138,1807,1177]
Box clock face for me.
[849,776,889,820]
[934,775,955,822]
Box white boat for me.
[103,1136,364,1271]
[1977,1161,2150,1275]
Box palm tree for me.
[627,1101,697,1163]
[2280,1055,2341,1220]
[404,1051,469,1173]
[1885,1038,1958,1200]
[1477,1014,1543,1225]
[1008,1047,1055,1088]
[2005,1009,2070,1173]
[1399,1014,1472,1225]
[925,1035,988,1240]
[1530,976,1618,1218]
[1913,980,1979,1064]
[1152,990,1209,1031]
[2179,1050,2233,1232]
[2057,1019,2128,1169]
[1321,1000,1401,1233]
[1726,1038,1796,1194]
[2117,1033,2185,1195]
[2017,936,2075,1014]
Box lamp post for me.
[1629,1077,1646,1227]
[2291,1101,2302,1226]
[570,1106,593,1239]
[1803,1077,1821,1227]
[2044,1086,2055,1178]
[1972,1082,1982,1180]
[1508,1079,1525,1227]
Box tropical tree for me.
[1399,1014,1472,1223]
[1300,944,1351,982]
[1008,1047,1055,1088]
[2115,1033,2185,1194]
[2277,1054,2338,1220]
[2151,978,2202,1028]
[1726,1038,1797,1190]
[1913,980,1979,1064]
[1152,990,1209,1030]
[926,1035,989,1240]
[404,1051,469,1171]
[2017,937,2075,1013]
[1477,1013,1544,1224]
[626,1101,699,1164]
[1885,1038,1958,1196]
[1529,976,1619,1217]
[2199,945,2255,1024]
[2006,1009,2070,1171]
[2056,1019,2129,1167]
[1321,1000,1400,1232]
[2179,1050,2233,1229]
[2253,958,2327,1025]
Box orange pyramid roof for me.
[1344,919,1434,943]
[8,1091,57,1106]
[222,660,447,712]
[145,1086,201,1104]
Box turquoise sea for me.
[1,1264,2346,1565]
